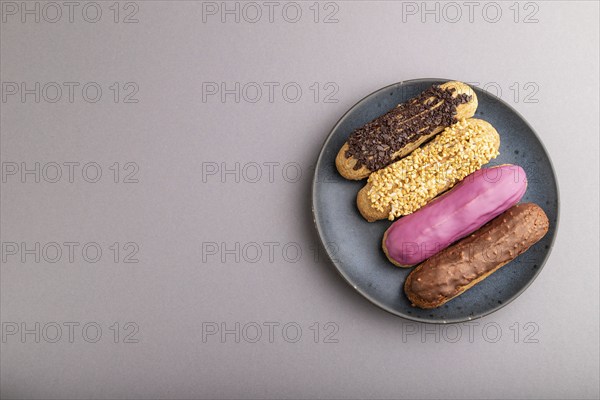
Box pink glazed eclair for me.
[382,164,527,267]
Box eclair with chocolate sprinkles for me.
[357,118,500,222]
[404,203,549,309]
[336,81,477,180]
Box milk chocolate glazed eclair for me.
[357,118,500,222]
[336,81,478,180]
[404,203,550,309]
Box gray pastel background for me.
[0,1,598,399]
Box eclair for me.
[383,165,527,267]
[357,118,500,222]
[336,81,478,180]
[404,203,550,309]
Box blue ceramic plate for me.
[312,78,559,323]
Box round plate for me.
[312,78,559,323]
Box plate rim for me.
[311,77,561,324]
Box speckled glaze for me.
[384,165,527,266]
[312,78,559,323]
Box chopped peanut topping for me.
[367,119,499,220]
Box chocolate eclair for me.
[404,203,550,309]
[336,81,477,180]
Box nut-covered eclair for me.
[357,118,500,222]
[336,81,477,180]
[383,165,527,267]
[404,203,550,309]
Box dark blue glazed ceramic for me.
[312,78,559,323]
